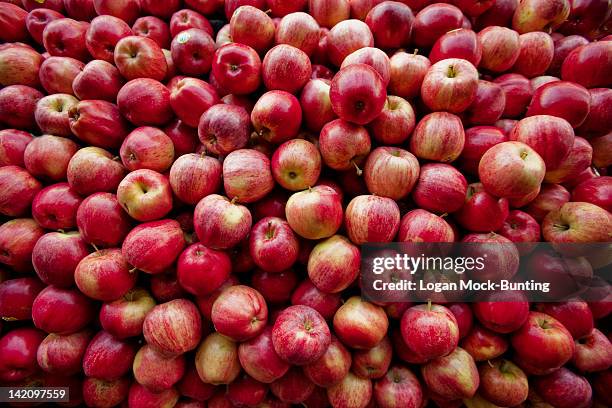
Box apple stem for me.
[351,160,363,176]
[440,213,448,218]
[112,156,120,162]
[427,299,432,312]
[413,49,419,55]
[129,267,137,274]
[2,316,17,321]
[230,197,238,205]
[92,243,100,254]
[487,360,494,368]
[58,229,65,234]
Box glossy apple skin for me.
[303,335,351,387]
[330,63,386,125]
[99,288,156,339]
[341,47,390,87]
[525,183,570,222]
[472,290,530,334]
[398,209,455,243]
[212,285,267,341]
[36,329,92,375]
[75,249,137,302]
[309,0,350,28]
[333,296,388,349]
[39,56,84,95]
[120,127,175,173]
[0,218,44,272]
[170,28,215,76]
[461,324,509,361]
[0,3,29,43]
[562,41,612,88]
[421,58,478,113]
[230,6,275,54]
[31,231,88,288]
[412,3,463,47]
[478,26,520,72]
[544,136,592,183]
[365,1,413,49]
[512,32,555,78]
[572,328,612,372]
[421,347,479,401]
[68,147,126,196]
[498,209,541,246]
[364,146,419,200]
[198,105,250,156]
[133,344,185,391]
[42,18,89,61]
[307,235,359,294]
[388,51,430,100]
[32,286,95,334]
[291,279,342,320]
[23,135,77,182]
[85,15,132,63]
[0,277,44,321]
[455,183,510,232]
[527,81,591,128]
[34,94,78,137]
[543,201,612,243]
[0,166,41,218]
[113,35,167,81]
[591,132,612,168]
[164,120,198,156]
[410,112,465,162]
[270,366,315,403]
[478,359,529,407]
[368,96,415,146]
[401,304,460,360]
[169,77,218,128]
[249,217,299,273]
[118,78,173,127]
[374,364,423,408]
[194,194,252,249]
[429,28,481,66]
[319,119,371,171]
[169,153,221,205]
[117,169,173,222]
[458,126,507,175]
[579,87,612,135]
[176,244,230,297]
[69,100,130,150]
[132,16,171,49]
[345,195,400,244]
[26,9,64,45]
[536,300,594,340]
[494,73,533,118]
[93,0,141,24]
[326,19,374,66]
[275,12,320,57]
[0,328,45,382]
[82,377,131,408]
[534,367,592,408]
[285,185,343,240]
[238,326,290,383]
[272,305,331,365]
[251,90,303,144]
[548,35,589,76]
[271,139,322,191]
[223,149,274,203]
[572,177,612,212]
[76,193,131,248]
[212,43,261,95]
[413,163,467,214]
[170,9,213,37]
[177,362,215,402]
[82,331,136,380]
[299,80,336,133]
[512,0,570,33]
[531,74,560,90]
[31,184,82,231]
[263,44,312,94]
[196,332,241,385]
[0,45,43,88]
[0,85,43,130]
[128,383,179,408]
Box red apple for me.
[548,34,589,75]
[340,47,390,87]
[525,183,570,221]
[367,96,415,145]
[364,146,419,200]
[85,15,132,63]
[114,35,167,81]
[271,139,321,191]
[0,218,44,272]
[226,374,268,407]
[83,377,131,408]
[133,344,185,391]
[32,231,88,288]
[307,235,359,294]
[0,328,45,382]
[69,100,130,149]
[458,126,508,175]
[330,63,385,125]
[413,163,467,214]
[268,0,308,16]
[327,19,374,67]
[252,269,298,304]
[32,286,95,334]
[272,305,331,365]
[169,153,221,205]
[591,133,612,168]
[230,5,275,54]
[238,326,290,383]
[365,1,413,49]
[270,366,315,404]
[346,194,400,244]
[327,371,372,408]
[572,176,612,212]
[0,277,44,321]
[562,41,612,88]
[0,166,41,217]
[319,119,371,172]
[455,183,510,232]
[304,335,351,387]
[544,136,592,183]
[494,73,533,118]
[143,298,201,356]
[26,8,64,45]
[164,119,199,156]
[0,44,43,88]
[309,0,350,28]
[0,85,43,130]
[36,329,91,375]
[117,78,173,126]
[99,288,156,339]
[24,135,77,181]
[0,3,28,43]
[410,112,465,162]
[533,367,592,408]
[531,74,560,89]
[42,18,89,61]
[542,201,612,243]
[117,169,173,222]
[275,12,320,56]
[291,279,342,320]
[512,0,570,33]
[429,28,481,66]
[198,104,250,155]
[177,362,215,402]
[75,249,137,302]
[478,26,520,72]
[572,328,612,372]
[211,43,261,95]
[579,87,612,135]
[31,183,82,230]
[498,209,541,248]
[68,147,126,196]
[63,0,96,20]
[251,90,303,144]
[170,9,213,37]
[473,290,530,333]
[374,364,423,408]
[536,300,594,339]
[401,303,460,360]
[39,56,84,95]
[412,3,463,47]
[195,333,241,384]
[128,383,179,408]
[77,193,132,248]
[171,28,215,76]
[212,285,267,341]
[398,209,455,243]
[194,194,252,249]
[82,330,136,380]
[223,149,274,203]
[177,243,231,297]
[93,0,141,24]
[263,44,312,93]
[447,303,474,339]
[333,296,388,349]
[249,217,299,273]
[421,347,479,400]
[512,32,555,78]
[464,81,506,126]
[285,185,343,240]
[478,359,529,406]
[132,16,171,50]
[388,50,431,100]
[527,81,591,129]
[120,127,175,173]
[421,57,479,112]
[461,325,509,361]
[34,94,78,137]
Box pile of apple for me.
[0,0,611,407]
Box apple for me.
[176,244,229,298]
[388,50,431,100]
[478,359,529,406]
[119,127,174,173]
[82,330,136,380]
[215,23,232,48]
[63,0,96,20]
[364,147,419,200]
[128,383,179,408]
[76,193,132,249]
[196,332,241,385]
[34,94,78,137]
[512,32,555,78]
[83,377,131,408]
[429,28,482,67]
[454,183,510,232]
[226,374,269,407]
[458,126,507,175]
[410,112,465,162]
[113,35,167,81]
[170,9,213,37]
[75,249,137,302]
[285,185,343,240]
[268,0,308,16]
[194,194,252,249]
[0,277,44,321]
[122,219,185,275]
[0,45,43,88]
[572,328,612,372]
[291,279,342,320]
[230,6,275,54]
[345,194,400,244]
[31,231,88,288]
[533,367,592,408]
[0,328,45,382]
[69,100,130,149]
[365,1,413,49]
[252,269,298,304]
[525,183,570,222]
[31,183,82,230]
[0,166,41,217]
[341,47,390,86]
[307,235,359,294]
[572,177,612,212]
[251,90,303,144]
[401,303,459,360]
[367,96,414,146]
[67,147,126,196]
[330,63,385,125]
[223,149,274,203]
[165,119,199,156]
[544,137,592,183]
[117,169,173,222]
[412,3,464,47]
[413,163,467,214]
[591,133,612,168]
[133,344,185,391]
[85,15,132,63]
[99,288,156,339]
[527,82,591,131]
[25,9,64,45]
[0,3,28,43]
[42,18,89,61]
[0,218,44,272]
[72,60,123,102]
[531,74,560,89]
[562,41,612,88]
[132,18,170,49]
[579,87,612,135]
[170,28,215,76]
[198,105,250,156]
[303,335,351,387]
[327,372,372,408]
[270,366,316,404]
[548,34,590,76]
[177,362,215,402]
[169,153,221,205]
[460,325,509,361]
[36,329,91,375]
[373,364,423,408]
[93,0,141,24]
[169,77,219,128]
[39,56,84,95]
[249,216,299,273]
[536,300,594,339]
[0,85,43,130]
[275,12,320,57]
[117,78,173,126]
[309,0,350,28]
[478,26,520,72]
[24,135,77,181]
[32,286,95,334]
[272,304,331,365]
[271,139,321,191]
[494,73,533,118]
[543,201,612,243]
[398,209,455,243]
[238,326,290,383]
[333,296,388,349]
[211,285,267,341]
[263,44,312,94]
[319,119,371,172]
[211,43,261,95]
[327,19,374,67]
[512,0,570,33]
[498,209,541,247]
[421,347,479,400]
[473,290,530,333]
